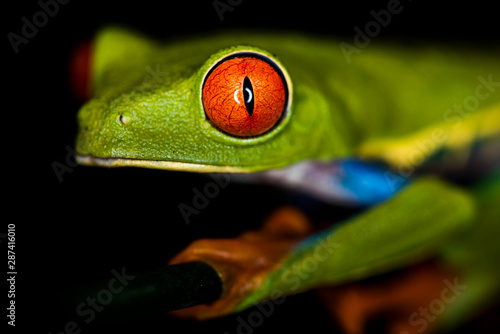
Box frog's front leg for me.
[168,177,474,321]
[168,206,313,319]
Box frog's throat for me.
[75,155,252,173]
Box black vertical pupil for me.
[243,76,254,116]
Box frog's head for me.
[74,27,349,172]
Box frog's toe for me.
[168,206,313,319]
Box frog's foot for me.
[317,260,458,334]
[168,206,312,320]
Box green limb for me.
[236,177,475,311]
[437,169,500,331]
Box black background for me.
[5,0,500,333]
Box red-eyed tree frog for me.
[72,26,500,333]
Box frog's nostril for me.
[118,115,131,125]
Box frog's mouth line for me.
[75,155,251,173]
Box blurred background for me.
[5,0,499,333]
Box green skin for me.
[76,27,500,329]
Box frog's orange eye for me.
[202,53,289,137]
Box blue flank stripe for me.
[337,159,412,206]
[293,159,412,251]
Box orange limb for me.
[317,260,459,334]
[168,206,313,320]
